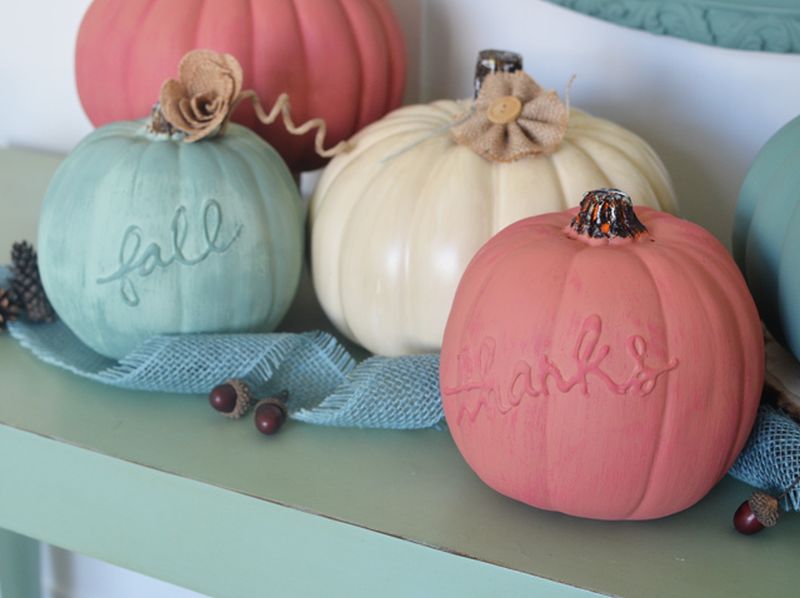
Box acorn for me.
[254,391,289,436]
[208,379,253,419]
[733,491,780,535]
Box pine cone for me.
[10,241,55,323]
[0,287,20,330]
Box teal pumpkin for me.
[38,120,304,359]
[734,114,800,359]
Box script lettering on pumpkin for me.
[442,315,679,424]
[97,199,243,306]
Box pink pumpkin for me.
[75,0,406,172]
[440,189,763,520]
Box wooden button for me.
[487,95,522,124]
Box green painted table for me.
[1,148,798,598]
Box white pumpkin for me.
[310,80,677,356]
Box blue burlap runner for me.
[1,267,443,429]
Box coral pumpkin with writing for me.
[39,52,304,359]
[75,0,405,172]
[440,189,763,520]
[310,53,676,357]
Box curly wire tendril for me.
[225,91,352,158]
[157,49,351,158]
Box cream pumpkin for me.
[310,83,677,356]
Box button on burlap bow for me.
[452,71,569,162]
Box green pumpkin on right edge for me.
[734,114,800,360]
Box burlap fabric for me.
[451,71,569,162]
[160,50,243,142]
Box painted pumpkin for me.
[734,114,800,360]
[40,51,305,359]
[75,0,406,172]
[310,58,677,357]
[440,189,763,520]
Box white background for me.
[2,0,800,596]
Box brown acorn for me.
[208,379,253,419]
[254,391,289,436]
[733,491,780,535]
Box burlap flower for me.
[159,50,243,142]
[451,71,569,162]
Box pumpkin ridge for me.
[775,199,800,352]
[332,143,407,344]
[209,137,277,326]
[557,138,615,196]
[734,125,800,265]
[332,0,365,137]
[697,248,755,478]
[123,0,161,120]
[376,100,454,127]
[626,246,713,519]
[566,119,676,214]
[746,143,800,339]
[735,117,800,264]
[380,112,451,128]
[99,134,161,352]
[285,0,312,167]
[192,0,207,52]
[317,124,450,206]
[366,119,458,157]
[662,222,747,281]
[401,141,480,350]
[226,127,304,327]
[312,127,418,214]
[567,134,667,213]
[546,151,569,210]
[365,113,451,137]
[664,243,756,479]
[743,221,782,342]
[333,0,366,138]
[542,242,586,511]
[633,241,756,517]
[244,0,255,111]
[363,0,405,114]
[445,233,580,506]
[490,159,502,233]
[619,246,672,519]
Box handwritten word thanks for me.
[97,199,243,306]
[442,315,678,424]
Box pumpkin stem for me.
[567,189,649,242]
[475,49,523,97]
[146,103,178,137]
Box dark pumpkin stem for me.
[569,188,648,241]
[475,49,523,97]
[146,103,177,136]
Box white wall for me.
[3,0,800,596]
[4,0,800,243]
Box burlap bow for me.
[451,71,569,162]
[159,50,243,142]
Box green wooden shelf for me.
[1,148,798,597]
